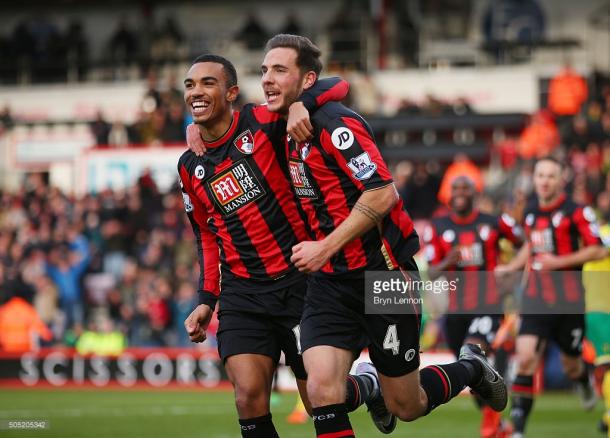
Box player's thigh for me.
[553,313,585,357]
[517,314,552,364]
[216,309,281,366]
[515,334,544,373]
[299,276,368,362]
[273,282,308,381]
[303,345,354,384]
[225,353,276,412]
[225,353,276,388]
[303,345,354,405]
[366,313,421,378]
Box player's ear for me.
[226,85,240,103]
[302,71,317,90]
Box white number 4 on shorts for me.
[383,324,400,355]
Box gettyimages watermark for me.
[0,420,50,430]
[364,270,608,315]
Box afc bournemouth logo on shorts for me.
[208,160,265,215]
[289,159,317,199]
[347,152,377,181]
[234,130,254,154]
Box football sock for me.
[459,357,484,386]
[603,370,610,431]
[345,374,375,412]
[510,375,535,434]
[238,413,279,438]
[419,362,476,415]
[312,403,355,438]
[494,347,509,378]
[575,363,590,387]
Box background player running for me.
[496,157,607,438]
[424,175,524,437]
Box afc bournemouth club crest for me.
[300,142,311,160]
[234,130,254,154]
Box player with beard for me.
[496,157,606,438]
[424,175,523,437]
[254,34,508,438]
[180,54,391,438]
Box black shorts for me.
[216,281,307,380]
[444,314,502,358]
[300,273,421,378]
[519,313,584,357]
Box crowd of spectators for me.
[0,1,482,85]
[90,71,189,147]
[394,70,610,225]
[0,16,89,83]
[0,172,211,352]
[0,13,186,84]
[1,56,610,355]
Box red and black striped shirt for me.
[423,211,523,313]
[287,102,419,276]
[523,193,601,305]
[179,78,349,307]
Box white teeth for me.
[192,101,209,109]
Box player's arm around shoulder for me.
[290,112,398,273]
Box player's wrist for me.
[320,237,339,260]
[289,101,306,111]
[198,292,218,309]
[296,93,316,112]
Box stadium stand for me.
[0,7,609,429]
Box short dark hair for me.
[535,156,565,170]
[265,34,322,76]
[192,54,238,88]
[451,174,476,189]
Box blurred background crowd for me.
[0,170,209,351]
[1,0,610,354]
[1,69,609,352]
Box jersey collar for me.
[450,209,479,225]
[202,111,240,148]
[539,193,566,212]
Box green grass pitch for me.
[0,389,603,437]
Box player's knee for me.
[561,357,582,379]
[516,351,538,374]
[306,374,343,406]
[234,382,267,414]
